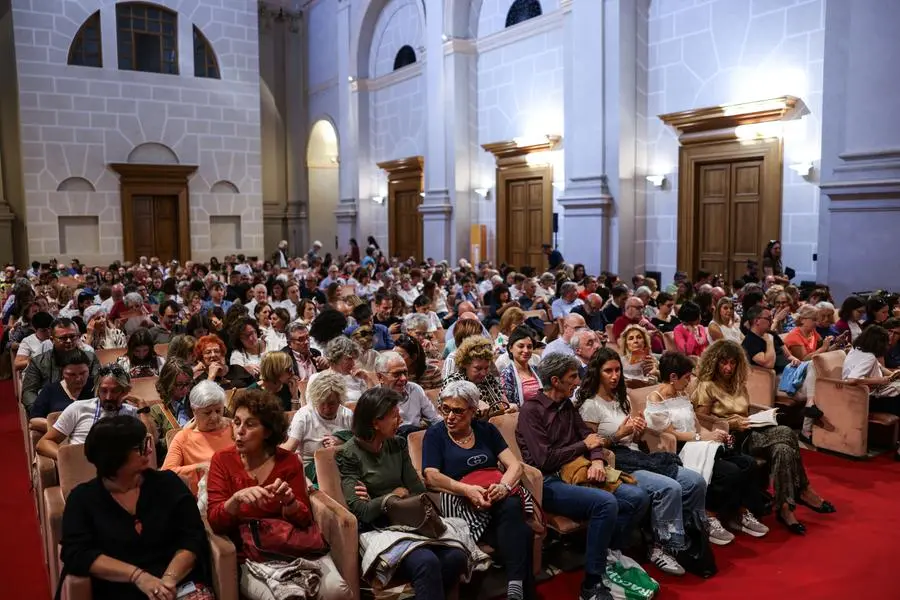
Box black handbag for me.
[675,520,718,579]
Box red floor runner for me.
[2,375,897,600]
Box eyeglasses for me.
[55,334,79,342]
[439,405,469,416]
[386,369,409,378]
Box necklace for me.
[447,428,474,446]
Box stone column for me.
[419,0,453,261]
[817,0,900,300]
[0,139,15,265]
[285,12,308,255]
[557,0,614,275]
[335,0,358,246]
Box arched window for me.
[193,26,220,79]
[68,11,102,67]
[116,2,178,75]
[393,45,417,71]
[505,0,542,28]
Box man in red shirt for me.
[612,297,662,352]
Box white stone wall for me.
[307,0,338,89]
[474,23,566,262]
[370,0,423,78]
[474,0,561,38]
[646,0,825,285]
[12,0,262,265]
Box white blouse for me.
[710,322,744,344]
[578,395,638,450]
[644,394,697,434]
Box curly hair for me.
[455,336,494,368]
[194,334,226,364]
[231,388,287,451]
[695,339,749,395]
[618,324,651,361]
[575,347,629,413]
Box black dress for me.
[60,469,211,599]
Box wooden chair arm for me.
[309,490,360,600]
[204,522,238,600]
[29,417,48,433]
[63,575,92,600]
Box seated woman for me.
[295,299,318,327]
[863,297,890,329]
[335,387,469,599]
[783,305,834,362]
[494,307,526,356]
[60,416,212,600]
[166,335,197,366]
[815,302,838,340]
[650,292,681,334]
[149,359,195,454]
[673,302,709,359]
[423,380,537,600]
[708,297,743,344]
[192,335,233,389]
[618,324,659,387]
[842,325,900,426]
[350,324,379,371]
[263,308,290,355]
[162,380,233,490]
[403,313,441,360]
[247,351,296,412]
[443,336,510,416]
[117,328,165,378]
[484,284,517,330]
[645,352,769,545]
[393,334,443,390]
[441,318,485,377]
[693,340,835,534]
[229,317,263,382]
[309,308,349,354]
[834,295,865,340]
[283,370,354,480]
[576,347,707,575]
[499,326,542,406]
[207,389,352,600]
[30,349,94,418]
[82,307,127,350]
[412,293,444,337]
[185,314,213,342]
[308,335,374,403]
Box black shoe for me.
[804,405,824,419]
[580,582,614,600]
[798,498,836,514]
[798,432,813,445]
[777,512,807,535]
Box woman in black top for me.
[651,292,681,334]
[31,349,95,418]
[60,416,211,600]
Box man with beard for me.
[21,318,100,410]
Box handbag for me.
[461,468,545,534]
[560,456,637,493]
[673,520,718,578]
[384,493,447,539]
[239,518,329,563]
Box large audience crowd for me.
[12,236,899,600]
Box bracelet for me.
[130,567,144,584]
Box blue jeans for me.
[632,467,707,552]
[398,546,467,599]
[542,475,619,577]
[611,482,650,549]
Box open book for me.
[748,408,779,428]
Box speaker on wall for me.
[552,212,559,233]
[645,270,662,284]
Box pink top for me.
[521,376,541,403]
[673,323,709,357]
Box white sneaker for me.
[730,512,769,537]
[650,546,685,576]
[707,516,735,545]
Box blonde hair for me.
[695,339,749,395]
[166,335,196,362]
[499,307,525,335]
[795,304,818,325]
[306,370,347,408]
[712,297,735,326]
[618,324,651,360]
[259,351,293,383]
[455,336,494,368]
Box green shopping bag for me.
[603,550,660,600]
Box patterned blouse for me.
[442,369,506,413]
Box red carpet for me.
[1,377,896,600]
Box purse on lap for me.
[239,518,330,563]
[383,493,447,539]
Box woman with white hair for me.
[161,380,233,490]
[81,305,126,349]
[283,370,354,480]
[308,335,375,402]
[403,312,438,358]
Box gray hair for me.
[538,353,581,391]
[286,321,309,336]
[306,370,347,408]
[403,313,429,333]
[324,335,361,364]
[569,328,594,350]
[816,301,835,311]
[123,292,143,307]
[539,272,555,283]
[375,351,404,373]
[440,379,481,409]
[560,281,578,296]
[635,286,652,298]
[189,380,226,409]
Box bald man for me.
[572,293,606,331]
[443,300,479,343]
[542,313,587,359]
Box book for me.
[748,408,779,428]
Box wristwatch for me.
[694,433,702,441]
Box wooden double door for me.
[504,176,548,270]
[131,195,181,262]
[694,159,766,283]
[378,157,423,261]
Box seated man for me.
[542,313,586,359]
[600,284,629,327]
[14,310,54,371]
[883,317,900,369]
[551,282,584,323]
[741,306,797,375]
[573,293,606,332]
[21,317,100,410]
[570,329,601,379]
[376,351,441,436]
[35,364,152,459]
[516,354,648,600]
[612,297,662,352]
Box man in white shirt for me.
[551,281,584,320]
[234,254,253,276]
[245,284,270,317]
[570,328,601,378]
[35,364,150,459]
[375,352,441,435]
[14,311,53,371]
[542,313,587,359]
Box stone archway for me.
[306,119,340,255]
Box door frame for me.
[377,156,423,259]
[109,163,196,262]
[659,96,807,279]
[482,136,559,266]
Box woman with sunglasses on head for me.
[60,415,213,600]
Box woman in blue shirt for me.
[30,349,94,418]
[422,380,536,600]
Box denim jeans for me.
[632,466,707,552]
[398,546,468,599]
[542,475,619,577]
[611,482,651,549]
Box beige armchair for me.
[627,385,676,453]
[811,351,875,457]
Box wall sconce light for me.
[441,34,449,42]
[789,162,813,178]
[646,174,667,188]
[347,75,356,83]
[371,195,384,204]
[419,192,425,198]
[474,187,490,198]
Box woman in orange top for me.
[162,380,233,490]
[783,305,834,361]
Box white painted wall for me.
[13,0,263,264]
[646,0,825,286]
